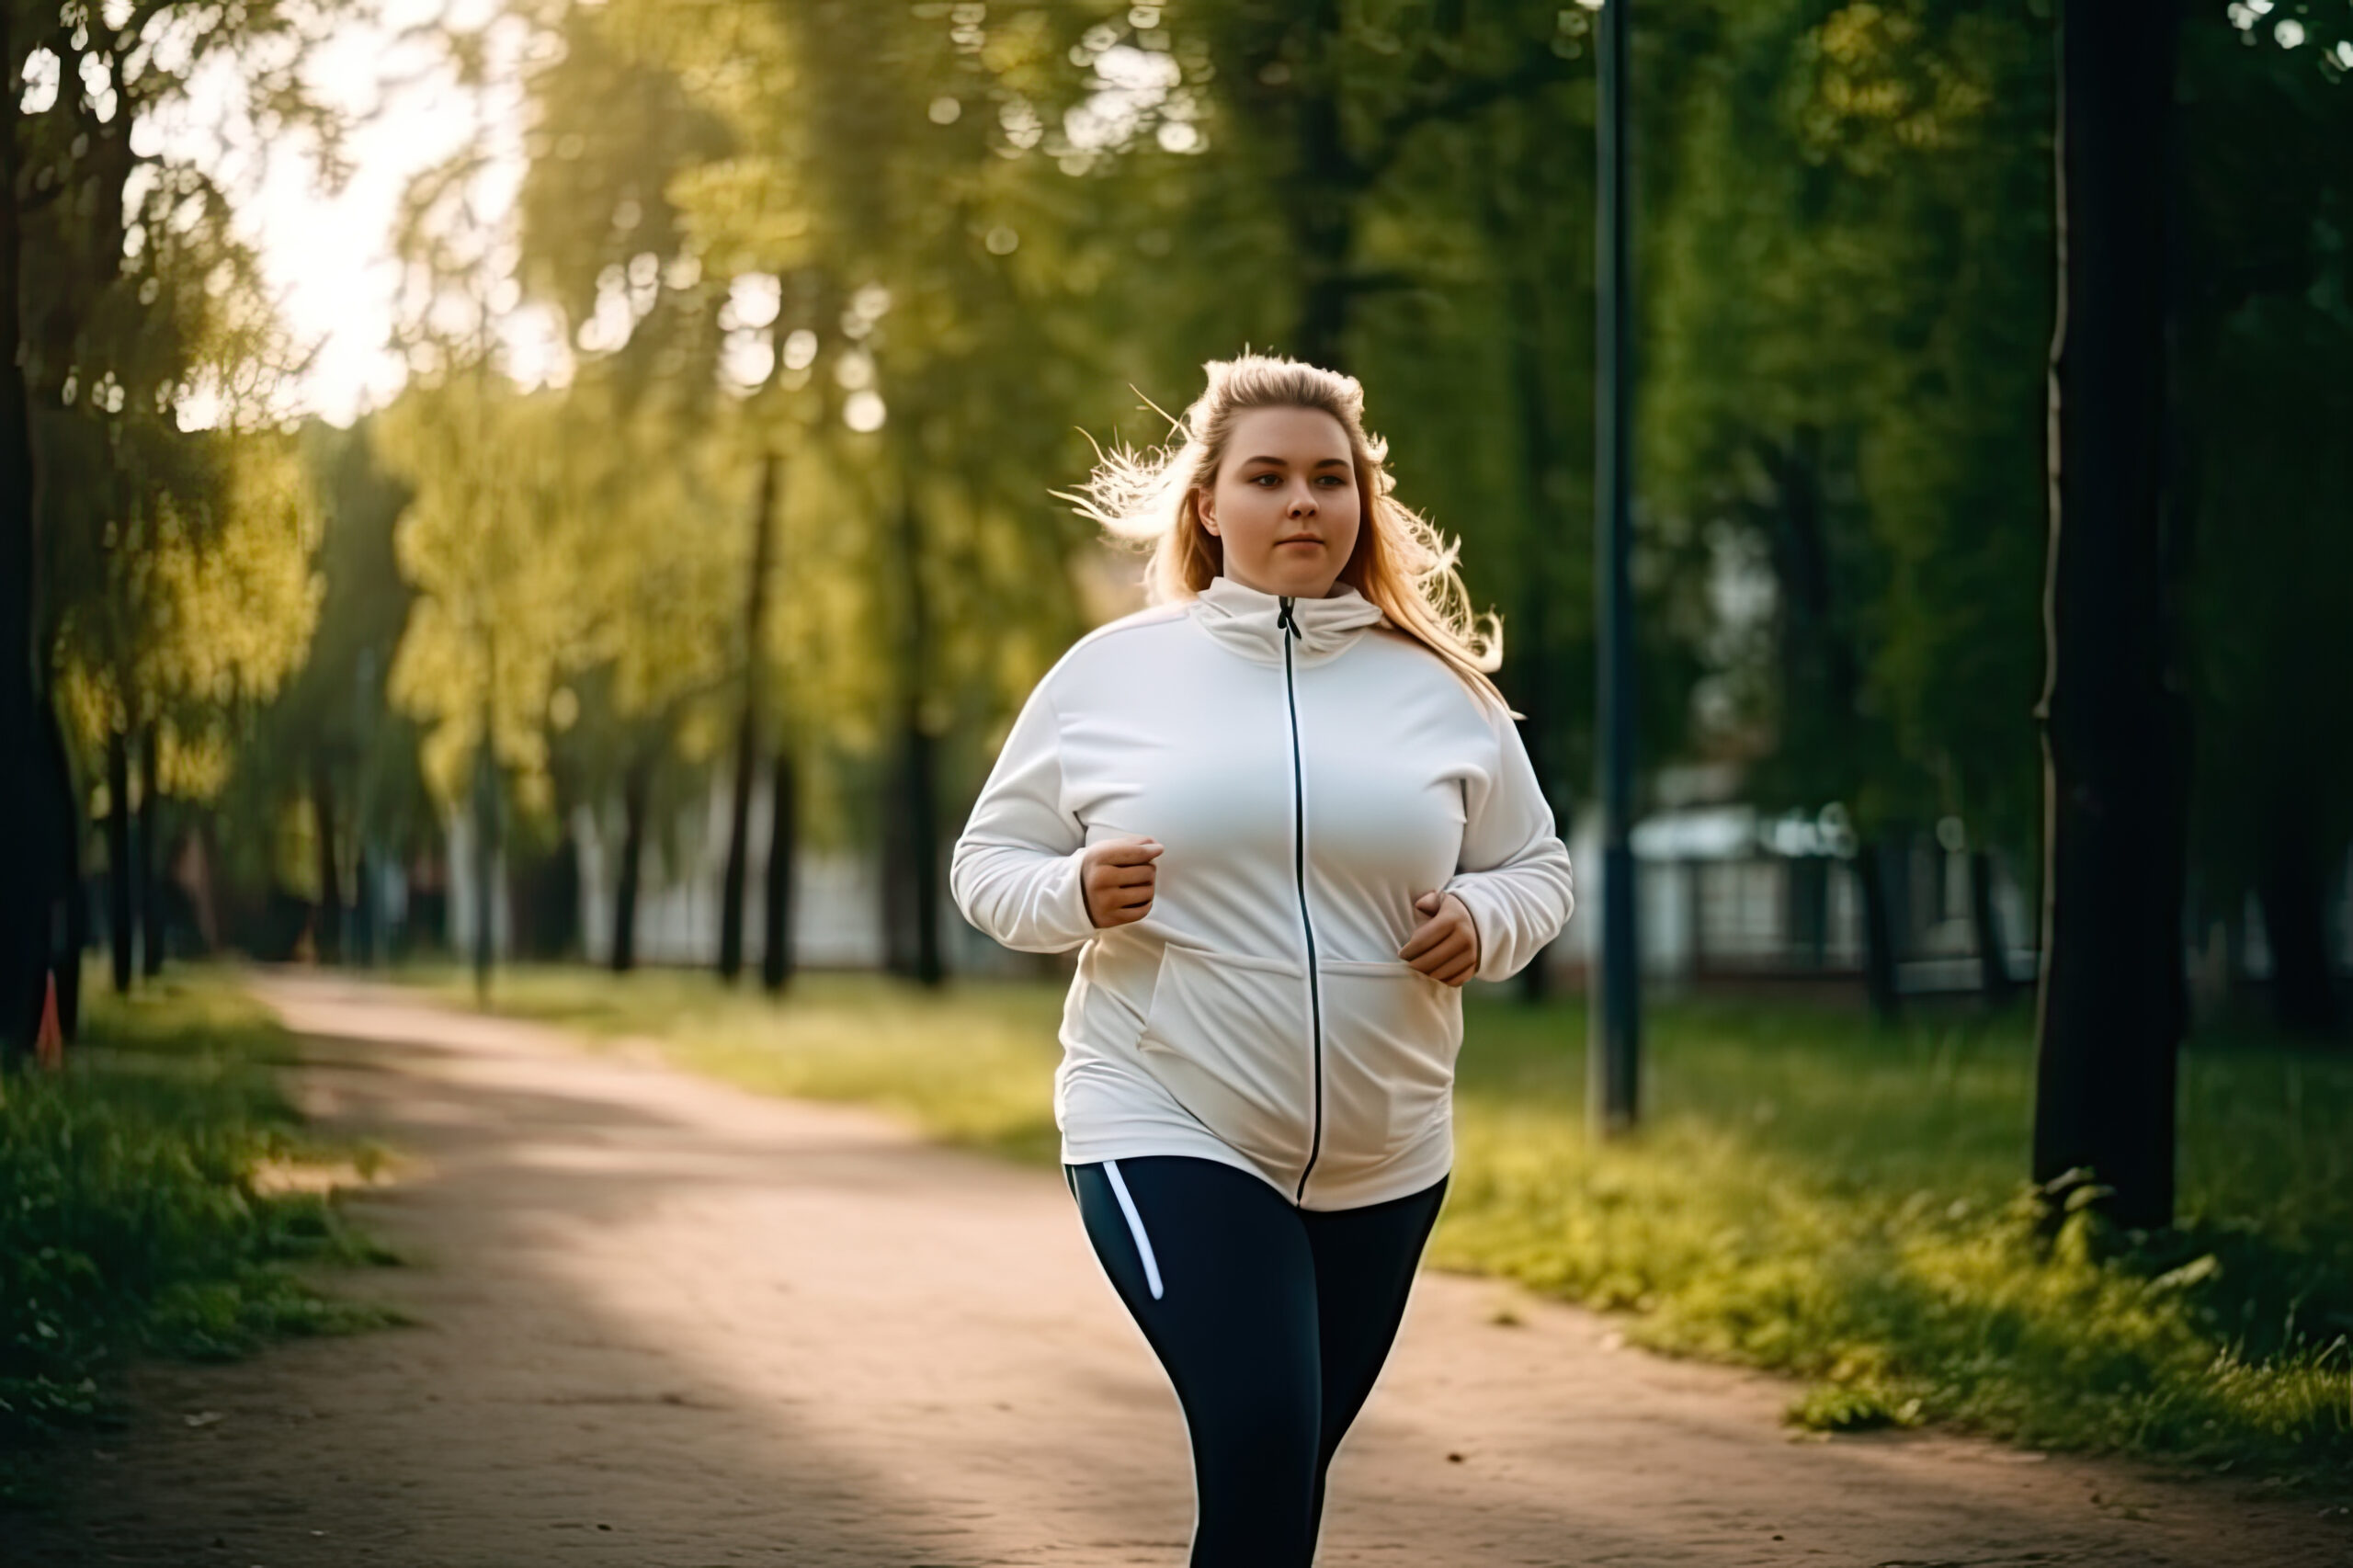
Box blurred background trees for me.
[6,0,2348,1099]
[4,0,342,1051]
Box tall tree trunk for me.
[761,748,797,994]
[141,726,165,975]
[1971,847,2018,1007]
[1788,856,1829,970]
[50,706,86,1041]
[890,478,945,988]
[107,729,133,994]
[310,758,343,964]
[1757,426,1896,1018]
[1290,0,1356,370]
[469,721,497,1001]
[1855,838,1901,1023]
[2255,824,2341,1039]
[611,753,652,975]
[881,774,910,976]
[0,11,72,1054]
[717,710,757,982]
[720,453,779,983]
[2031,0,2188,1231]
[901,723,943,987]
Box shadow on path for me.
[15,972,2350,1567]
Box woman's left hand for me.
[1400,891,1480,987]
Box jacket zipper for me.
[1277,596,1324,1203]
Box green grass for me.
[0,968,402,1503]
[404,962,2353,1482]
[409,963,1071,1164]
[1440,996,2353,1479]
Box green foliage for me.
[49,425,326,800]
[375,368,745,814]
[2157,7,2353,919]
[17,0,340,800]
[426,964,2353,1476]
[1439,994,2353,1478]
[0,971,400,1495]
[1643,0,2052,843]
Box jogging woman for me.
[949,353,1574,1566]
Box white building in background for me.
[534,769,2032,992]
[1552,791,2039,996]
[453,768,2341,1003]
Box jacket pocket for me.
[1315,959,1462,1164]
[1134,941,1313,1174]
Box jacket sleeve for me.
[1441,698,1576,983]
[949,681,1099,954]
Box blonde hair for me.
[1063,352,1512,716]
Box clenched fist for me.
[1081,835,1163,929]
[1400,890,1480,986]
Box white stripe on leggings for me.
[1102,1159,1165,1301]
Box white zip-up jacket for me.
[949,573,1575,1210]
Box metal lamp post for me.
[1590,0,1642,1137]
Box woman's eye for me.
[1252,473,1279,485]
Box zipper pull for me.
[1276,595,1297,639]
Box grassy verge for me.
[1,967,402,1504]
[410,963,1069,1163]
[1439,996,2352,1483]
[407,962,2352,1482]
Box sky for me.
[143,0,557,428]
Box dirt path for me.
[19,971,2349,1567]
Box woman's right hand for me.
[1081,835,1163,928]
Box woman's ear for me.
[1195,487,1219,537]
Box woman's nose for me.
[1288,487,1316,518]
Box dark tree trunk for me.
[611,751,652,974]
[890,480,945,988]
[2031,0,2188,1231]
[898,723,944,988]
[0,15,72,1055]
[517,821,580,961]
[1291,0,1356,370]
[51,705,86,1041]
[1855,839,1901,1024]
[720,453,779,983]
[761,748,797,994]
[881,774,909,976]
[1971,848,2018,1007]
[1788,857,1829,970]
[1757,426,1895,1017]
[1762,427,1860,739]
[141,728,165,976]
[108,730,134,994]
[310,758,342,964]
[717,709,757,983]
[2256,831,2341,1039]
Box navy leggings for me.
[1064,1154,1449,1568]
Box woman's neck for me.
[1219,568,1349,599]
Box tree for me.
[2029,0,2188,1231]
[3,0,341,1044]
[1632,0,2111,1026]
[2171,5,2353,1040]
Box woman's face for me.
[1196,405,1362,599]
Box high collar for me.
[1187,574,1388,667]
